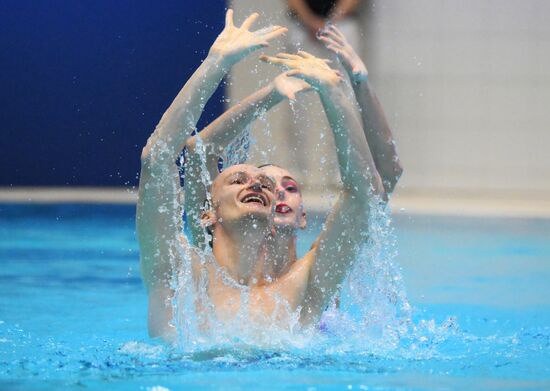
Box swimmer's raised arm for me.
[141,11,287,166]
[261,51,384,323]
[319,25,403,194]
[137,10,286,338]
[189,72,310,151]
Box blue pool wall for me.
[0,0,227,187]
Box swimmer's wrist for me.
[267,83,288,103]
[316,74,344,93]
[205,51,233,72]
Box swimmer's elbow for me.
[394,160,404,180]
[394,160,404,184]
[184,136,196,153]
[140,136,156,168]
[384,162,403,195]
[140,134,177,170]
[140,146,152,168]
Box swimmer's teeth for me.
[242,195,265,205]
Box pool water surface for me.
[0,204,549,390]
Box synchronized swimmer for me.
[137,10,402,342]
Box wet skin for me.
[206,164,277,232]
[259,165,306,231]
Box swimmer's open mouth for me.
[240,193,268,207]
[275,203,292,214]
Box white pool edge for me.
[2,187,550,219]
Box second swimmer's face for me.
[260,165,306,230]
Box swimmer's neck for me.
[211,222,271,285]
[262,229,298,278]
[211,224,298,285]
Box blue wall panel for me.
[0,0,226,186]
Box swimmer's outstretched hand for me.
[260,51,342,91]
[210,10,288,67]
[317,24,368,84]
[271,72,311,101]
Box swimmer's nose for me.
[249,181,262,192]
[276,189,285,200]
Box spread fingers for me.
[225,9,234,27]
[276,52,302,60]
[260,55,289,66]
[297,50,315,59]
[318,35,341,49]
[240,12,259,30]
[261,27,288,41]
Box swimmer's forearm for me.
[351,78,403,194]
[138,53,232,282]
[145,9,289,163]
[187,84,284,153]
[142,54,230,164]
[318,83,384,196]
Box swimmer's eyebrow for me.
[225,171,249,182]
[282,176,298,184]
[254,173,275,187]
[283,175,298,183]
[257,173,273,181]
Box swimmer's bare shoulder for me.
[233,258,315,325]
[243,246,318,325]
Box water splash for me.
[163,101,418,354]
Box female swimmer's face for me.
[260,165,306,229]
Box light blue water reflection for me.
[0,204,549,390]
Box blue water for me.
[1,204,549,390]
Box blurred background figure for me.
[228,1,368,193]
[228,0,550,211]
[286,0,362,44]
[283,0,365,190]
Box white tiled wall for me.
[229,0,550,197]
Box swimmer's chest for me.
[202,257,313,321]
